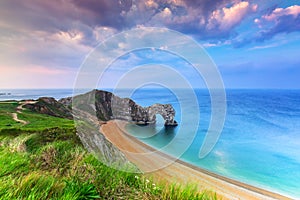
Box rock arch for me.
[61,90,178,126]
[147,104,178,126]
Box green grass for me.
[18,110,74,130]
[0,102,218,199]
[0,102,74,132]
[0,102,22,129]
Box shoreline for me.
[100,120,292,200]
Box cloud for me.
[0,0,268,79]
[26,65,70,75]
[146,1,257,40]
[0,0,259,50]
[93,26,118,42]
[248,43,278,50]
[261,5,300,21]
[72,0,133,28]
[1,0,299,89]
[255,5,300,41]
[207,2,257,33]
[0,64,77,88]
[230,4,300,48]
[0,26,90,72]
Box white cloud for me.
[202,40,231,48]
[253,5,300,41]
[255,5,300,26]
[93,26,118,42]
[146,7,173,25]
[56,30,84,42]
[263,5,300,21]
[207,1,257,31]
[248,44,278,50]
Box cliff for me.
[24,90,178,126]
[24,97,73,119]
[23,90,177,171]
[61,89,178,126]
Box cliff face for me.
[24,90,177,171]
[25,90,178,126]
[71,90,178,126]
[56,90,177,126]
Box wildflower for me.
[134,175,139,179]
[146,179,150,183]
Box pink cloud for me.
[253,5,300,41]
[207,1,257,31]
[263,5,300,21]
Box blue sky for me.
[0,0,299,89]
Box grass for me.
[0,102,74,132]
[0,102,21,129]
[0,102,218,199]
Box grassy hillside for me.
[0,102,217,199]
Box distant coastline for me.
[0,92,11,96]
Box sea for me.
[1,88,300,199]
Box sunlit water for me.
[123,88,300,199]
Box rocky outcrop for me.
[68,90,178,126]
[147,104,177,126]
[22,90,177,171]
[24,97,73,119]
[58,97,72,109]
[25,90,177,126]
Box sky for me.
[0,0,300,89]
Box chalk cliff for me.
[61,89,178,126]
[24,90,178,126]
[23,90,177,170]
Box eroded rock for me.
[73,90,178,126]
[26,90,178,126]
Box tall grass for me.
[0,104,219,199]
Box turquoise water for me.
[2,88,300,198]
[123,89,300,199]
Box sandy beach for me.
[100,120,292,200]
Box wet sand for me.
[100,120,292,200]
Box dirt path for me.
[12,101,37,125]
[16,100,37,113]
[11,113,28,125]
[100,120,292,200]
